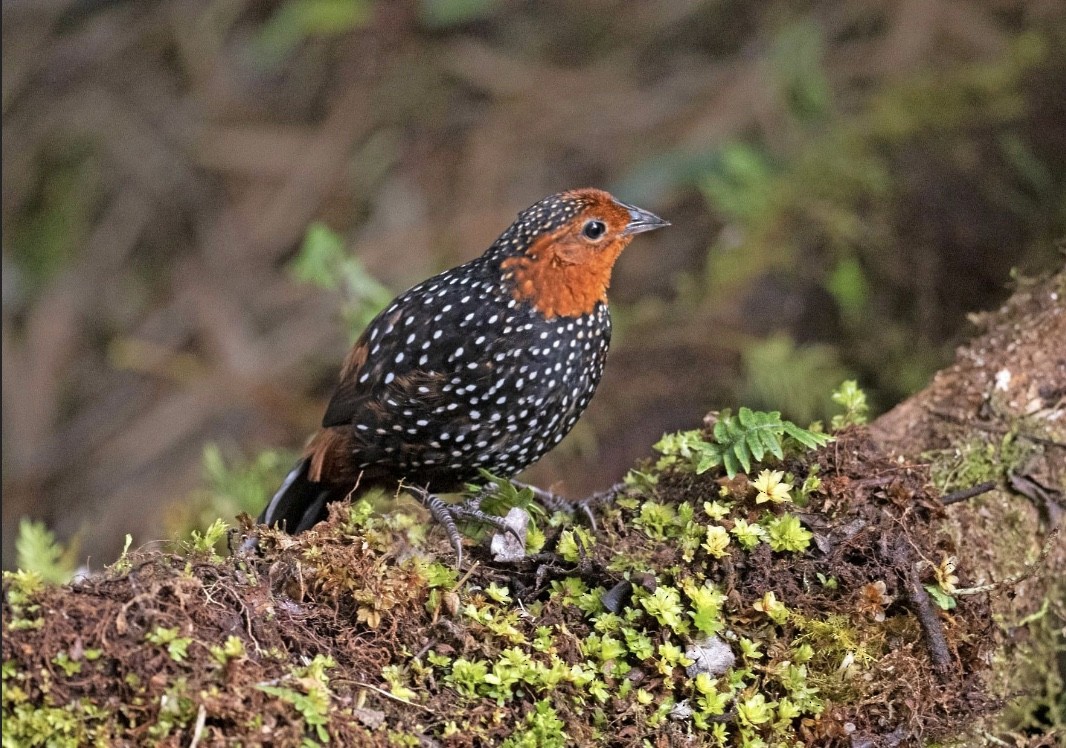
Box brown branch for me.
[896,540,953,676]
[941,481,997,506]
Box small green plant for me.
[500,699,567,748]
[210,636,246,666]
[172,444,293,542]
[830,380,870,429]
[184,518,229,559]
[3,569,46,630]
[446,658,490,698]
[925,554,959,610]
[257,655,335,743]
[147,679,197,741]
[751,469,794,504]
[144,627,193,663]
[556,527,595,562]
[765,514,814,553]
[656,407,832,478]
[111,534,134,575]
[742,335,850,424]
[51,651,81,677]
[14,519,77,585]
[290,221,393,340]
[637,585,687,634]
[684,580,727,636]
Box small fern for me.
[14,519,77,585]
[656,407,832,479]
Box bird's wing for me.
[321,335,373,428]
[320,264,503,430]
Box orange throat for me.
[501,234,629,318]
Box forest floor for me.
[4,271,1062,746]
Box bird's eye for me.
[582,220,607,240]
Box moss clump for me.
[3,403,1000,746]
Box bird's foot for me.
[409,486,521,568]
[509,481,629,533]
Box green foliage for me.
[446,658,490,698]
[742,335,851,425]
[253,1,371,65]
[501,699,566,748]
[469,471,547,539]
[420,0,500,28]
[144,627,193,663]
[183,518,229,559]
[111,534,134,575]
[204,444,291,516]
[3,570,45,631]
[51,651,81,677]
[14,519,77,585]
[830,380,870,429]
[752,591,790,625]
[210,636,246,666]
[656,407,831,478]
[637,585,687,634]
[929,430,1033,494]
[692,30,1060,418]
[257,655,335,744]
[556,527,595,563]
[924,585,957,611]
[290,221,393,340]
[633,501,679,541]
[1,696,113,748]
[684,580,727,637]
[771,19,832,124]
[765,514,814,553]
[730,518,767,550]
[700,142,778,224]
[171,444,292,543]
[145,678,198,741]
[751,469,793,504]
[827,257,871,325]
[7,143,101,295]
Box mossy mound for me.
[4,421,1003,746]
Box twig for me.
[896,541,953,676]
[941,481,997,506]
[189,703,207,748]
[954,526,1061,596]
[454,561,480,592]
[334,680,434,713]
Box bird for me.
[256,188,669,564]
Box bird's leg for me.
[451,496,524,542]
[409,486,466,568]
[407,485,521,568]
[508,481,631,533]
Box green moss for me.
[928,430,1035,493]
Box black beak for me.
[619,201,670,236]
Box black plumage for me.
[257,188,668,557]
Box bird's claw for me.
[410,486,521,568]
[510,480,626,534]
[453,497,524,543]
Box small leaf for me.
[924,584,957,610]
[747,431,766,462]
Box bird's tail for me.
[258,458,344,534]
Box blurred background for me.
[3,0,1064,568]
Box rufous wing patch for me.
[305,428,353,483]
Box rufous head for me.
[497,188,669,318]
